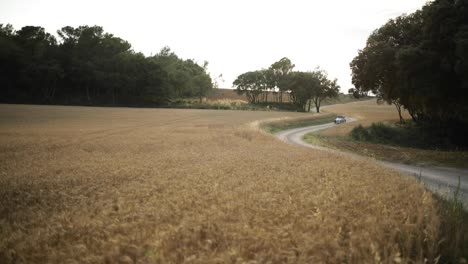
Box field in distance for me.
[0,104,439,263]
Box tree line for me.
[350,0,468,127]
[0,24,213,106]
[233,58,340,112]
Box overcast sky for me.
[1,0,428,91]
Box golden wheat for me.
[0,103,440,263]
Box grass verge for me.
[350,122,468,150]
[261,114,335,134]
[303,125,468,168]
[430,182,468,262]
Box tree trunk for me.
[307,99,312,112]
[314,98,321,113]
[246,92,251,103]
[112,86,116,105]
[394,101,404,124]
[86,83,91,101]
[49,79,57,102]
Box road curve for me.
[275,117,468,209]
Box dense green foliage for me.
[234,58,339,112]
[0,24,212,106]
[350,0,468,126]
[350,122,467,150]
[287,70,339,112]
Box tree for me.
[12,26,62,103]
[286,70,339,112]
[348,87,368,99]
[287,71,316,112]
[192,60,213,102]
[269,57,295,103]
[0,24,213,106]
[310,70,339,113]
[0,24,22,101]
[233,71,265,103]
[350,11,423,123]
[234,58,339,110]
[351,0,468,126]
[150,47,212,102]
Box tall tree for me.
[0,24,213,106]
[310,70,339,113]
[286,70,339,112]
[233,71,265,103]
[270,57,295,103]
[287,71,316,112]
[350,12,423,123]
[0,24,22,101]
[351,0,468,126]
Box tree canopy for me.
[234,58,339,112]
[0,24,213,106]
[350,0,468,126]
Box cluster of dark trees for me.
[347,87,369,99]
[350,0,468,127]
[0,24,212,106]
[234,58,339,112]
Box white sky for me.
[0,0,428,92]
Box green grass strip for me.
[262,115,335,134]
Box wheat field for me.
[0,104,440,263]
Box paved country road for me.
[275,117,468,209]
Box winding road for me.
[275,117,468,209]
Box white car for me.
[334,116,346,124]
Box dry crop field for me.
[0,104,440,263]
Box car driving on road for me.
[334,116,346,124]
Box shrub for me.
[350,124,371,141]
[350,122,468,150]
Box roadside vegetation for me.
[305,131,468,168]
[436,187,468,262]
[350,122,468,151]
[304,100,468,168]
[314,120,468,167]
[261,114,335,134]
